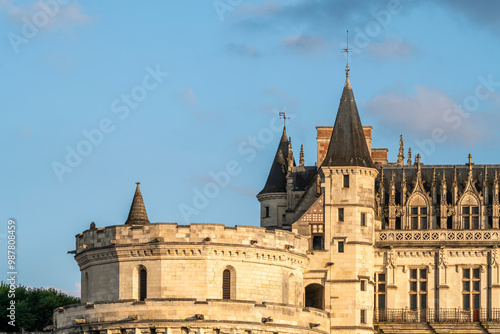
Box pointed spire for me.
[125,182,150,225]
[407,148,412,166]
[397,135,405,165]
[441,171,447,205]
[299,144,305,167]
[322,74,374,168]
[258,126,295,195]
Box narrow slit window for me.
[338,208,344,222]
[222,269,231,299]
[338,241,344,253]
[361,213,366,227]
[343,174,350,188]
[139,267,147,301]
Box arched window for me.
[139,267,147,301]
[222,266,236,299]
[305,283,324,310]
[83,272,89,302]
[222,269,231,299]
[288,274,296,305]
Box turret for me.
[257,126,295,229]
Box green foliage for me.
[0,282,80,332]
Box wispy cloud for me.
[43,282,80,298]
[176,87,198,107]
[431,0,500,34]
[366,37,416,60]
[363,86,500,147]
[227,42,260,58]
[5,1,91,32]
[280,34,326,54]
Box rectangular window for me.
[343,174,350,188]
[264,206,270,218]
[374,273,386,310]
[361,280,366,291]
[462,268,480,310]
[462,206,479,229]
[360,309,366,323]
[409,268,427,310]
[361,213,366,227]
[338,208,344,222]
[411,207,428,230]
[338,241,344,253]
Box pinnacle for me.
[125,182,150,225]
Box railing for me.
[377,230,499,244]
[374,308,500,323]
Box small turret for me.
[125,182,150,225]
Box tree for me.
[0,282,80,331]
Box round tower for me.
[320,73,379,334]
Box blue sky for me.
[2,0,500,296]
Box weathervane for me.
[341,30,352,75]
[279,110,289,127]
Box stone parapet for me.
[54,299,329,334]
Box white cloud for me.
[365,37,416,59]
[6,1,91,32]
[363,86,499,147]
[280,34,326,53]
[176,87,198,107]
[43,282,81,298]
[227,42,260,58]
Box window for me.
[139,267,147,301]
[361,213,366,227]
[312,236,324,250]
[374,273,386,310]
[462,268,480,310]
[305,283,324,310]
[410,207,428,229]
[360,280,366,291]
[223,269,231,299]
[264,206,270,218]
[343,174,350,188]
[360,309,366,323]
[338,241,344,253]
[462,206,479,229]
[395,217,401,230]
[409,269,427,310]
[338,208,344,222]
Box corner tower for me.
[321,71,378,334]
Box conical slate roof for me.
[125,182,150,225]
[258,127,295,195]
[322,75,375,168]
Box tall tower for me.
[321,71,378,333]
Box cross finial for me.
[279,111,289,128]
[341,30,352,76]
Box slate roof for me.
[125,182,150,224]
[376,164,500,206]
[322,75,375,168]
[258,127,295,195]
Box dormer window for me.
[462,206,479,229]
[410,207,427,230]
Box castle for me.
[53,68,500,334]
